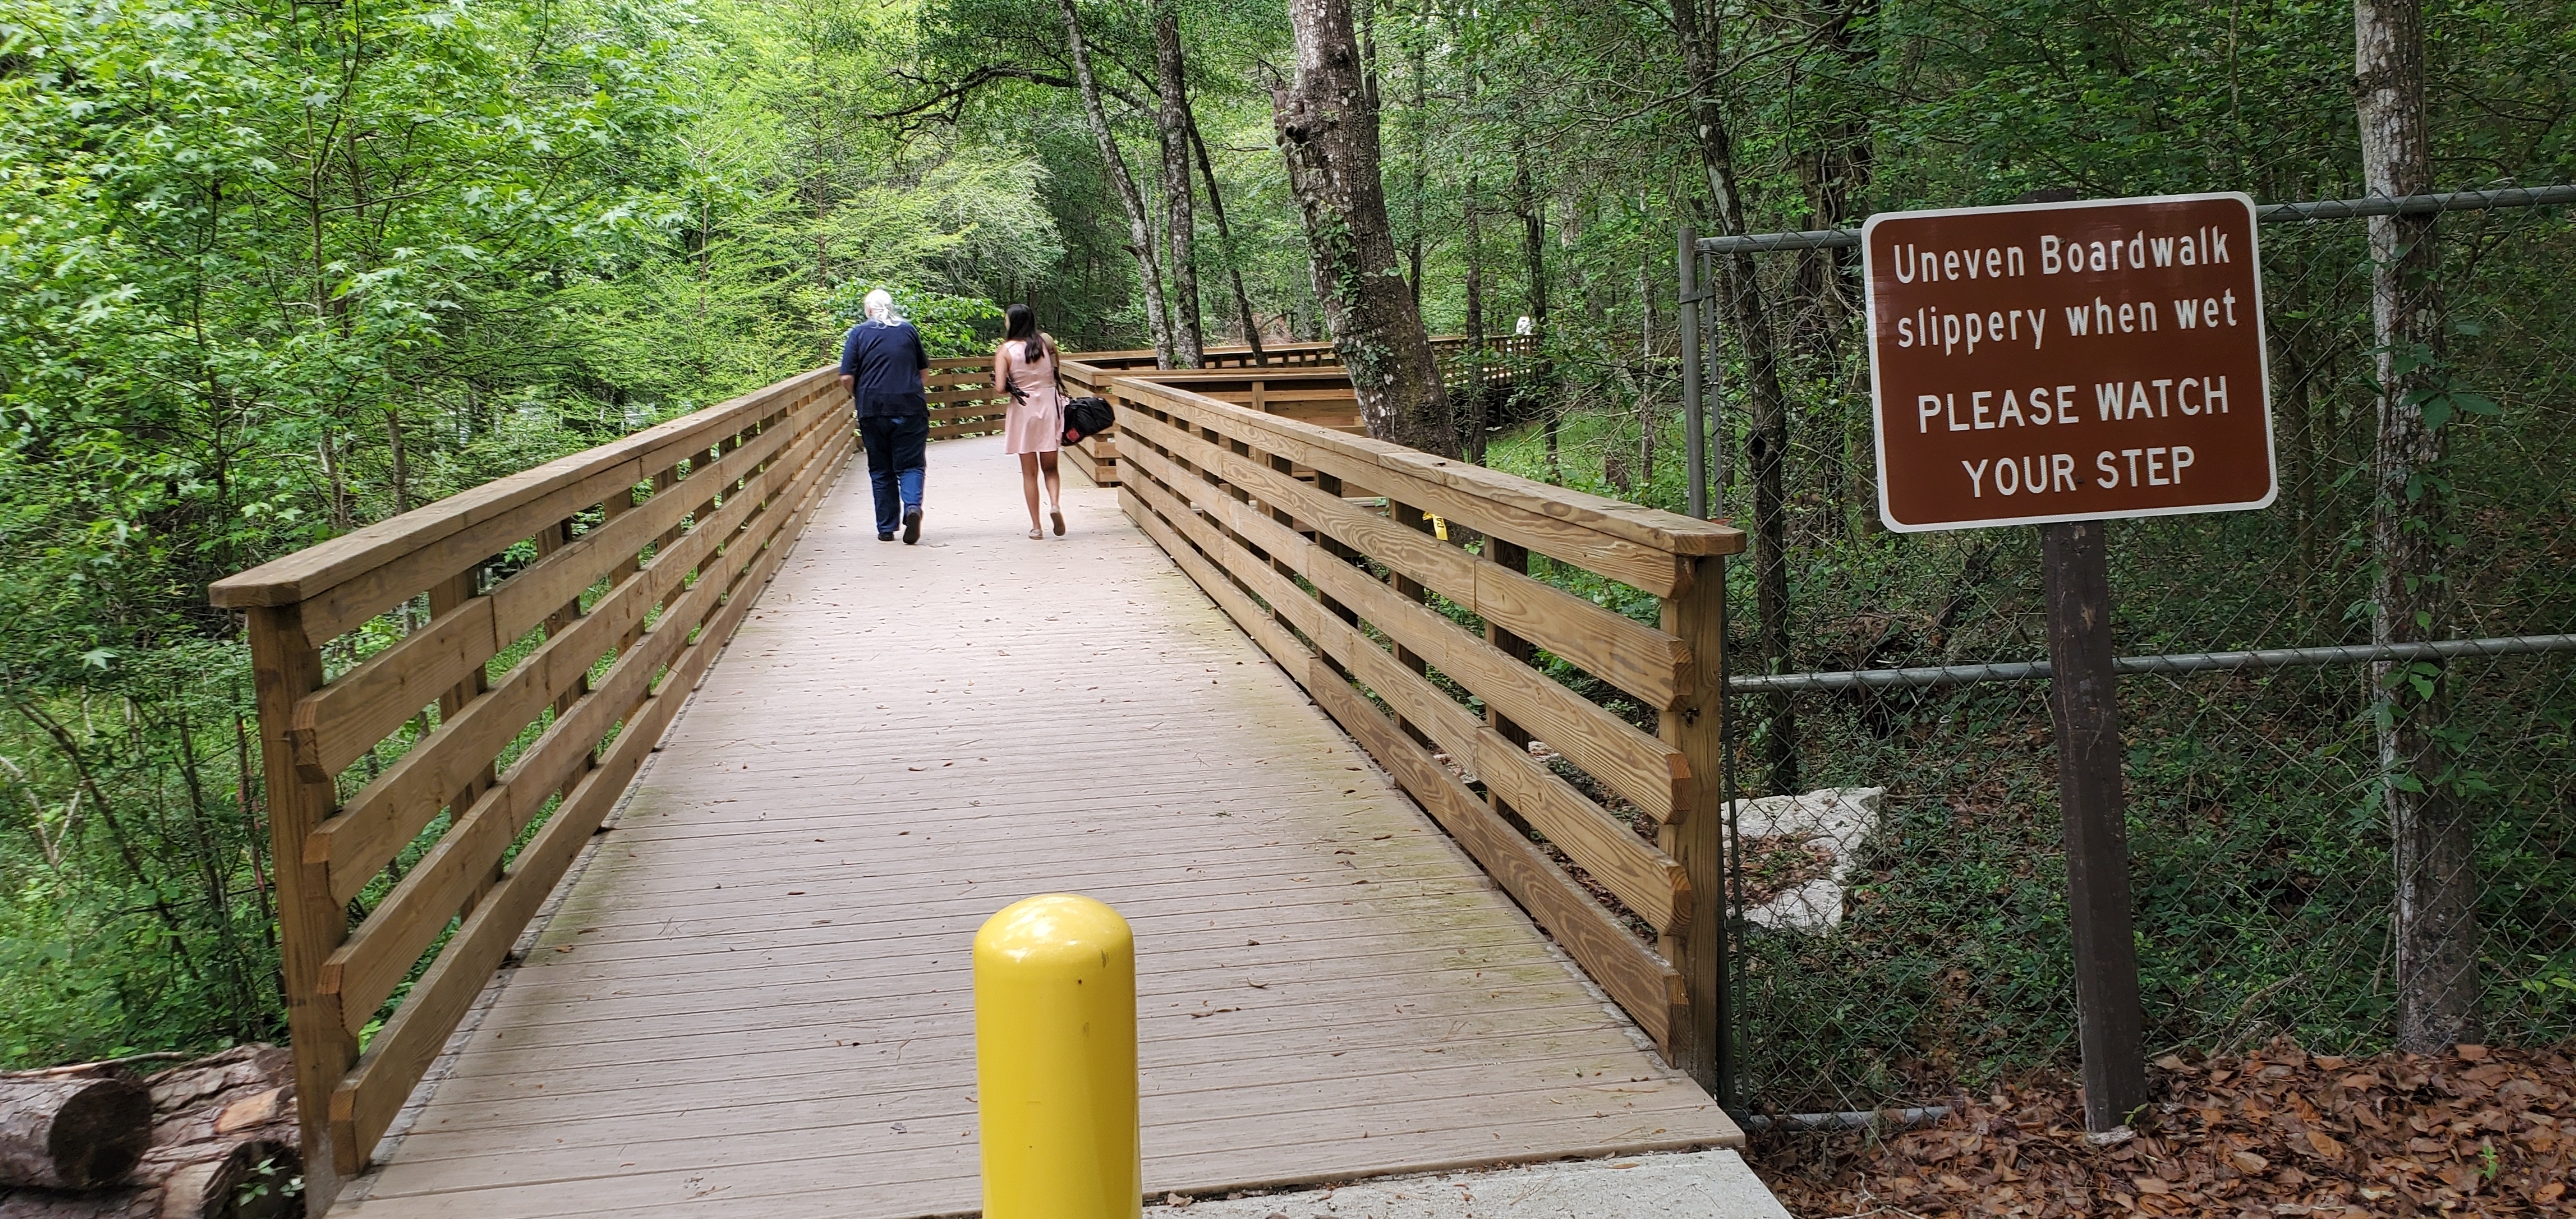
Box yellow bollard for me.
[974,894,1140,1219]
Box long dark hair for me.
[1003,304,1045,362]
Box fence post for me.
[974,894,1140,1219]
[1662,554,1730,1100]
[242,602,353,1208]
[1678,226,1706,519]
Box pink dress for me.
[996,339,1064,454]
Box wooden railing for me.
[1075,335,1537,378]
[1056,336,1542,487]
[1441,332,1542,391]
[928,355,1010,440]
[1100,371,1745,1084]
[208,369,851,1205]
[1057,360,1373,487]
[1068,341,1341,371]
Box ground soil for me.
[1745,1040,2569,1216]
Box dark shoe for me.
[1050,508,1066,536]
[901,507,923,544]
[878,532,895,542]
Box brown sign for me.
[1863,193,2274,532]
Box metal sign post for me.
[1861,192,2274,1132]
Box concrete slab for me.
[1163,1149,1793,1219]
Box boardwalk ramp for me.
[213,360,1753,1217]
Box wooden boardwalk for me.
[335,433,1739,1218]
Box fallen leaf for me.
[1743,1039,2573,1219]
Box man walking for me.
[840,289,931,544]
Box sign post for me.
[1863,192,2273,1132]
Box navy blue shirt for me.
[839,321,930,418]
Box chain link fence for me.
[1699,191,2576,1116]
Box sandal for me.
[1050,508,1066,536]
[1028,527,1044,540]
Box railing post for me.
[1659,555,1729,1100]
[243,602,353,1208]
[1387,502,1437,751]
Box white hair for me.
[863,289,899,323]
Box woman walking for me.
[994,305,1067,539]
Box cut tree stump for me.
[0,1074,150,1190]
[0,1045,300,1219]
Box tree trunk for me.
[0,1075,150,1190]
[1404,10,1428,308]
[1672,0,1797,793]
[1515,139,1552,429]
[1152,5,1204,367]
[383,405,410,516]
[1820,1,1875,540]
[1271,0,1458,456]
[1459,38,1486,458]
[1059,0,1175,367]
[1463,172,1487,463]
[2358,0,2472,1054]
[1183,100,1266,364]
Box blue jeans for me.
[859,413,927,535]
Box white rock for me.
[1733,786,1884,935]
[1745,878,1847,933]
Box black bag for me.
[1062,395,1114,444]
[1007,335,1114,443]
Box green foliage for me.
[0,0,1059,1067]
[827,283,1007,358]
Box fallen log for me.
[0,1046,299,1219]
[0,1075,151,1190]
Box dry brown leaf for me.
[2229,1150,2269,1174]
[2304,1129,2344,1159]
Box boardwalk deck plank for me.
[336,433,1736,1219]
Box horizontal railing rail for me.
[1729,632,2576,693]
[1070,336,1538,376]
[210,368,854,1210]
[1098,367,1744,1089]
[928,355,1011,440]
[1055,337,1541,487]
